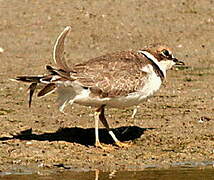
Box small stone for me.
[38,163,44,167]
[0,47,4,53]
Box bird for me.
[14,26,184,149]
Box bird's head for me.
[140,45,185,71]
[156,46,185,70]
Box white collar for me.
[138,50,166,78]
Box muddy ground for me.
[0,0,213,173]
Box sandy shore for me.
[0,0,213,172]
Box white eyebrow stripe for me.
[138,50,166,78]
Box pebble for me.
[26,141,32,145]
[0,47,4,53]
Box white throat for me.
[138,50,166,78]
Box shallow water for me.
[1,168,214,180]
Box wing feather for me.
[72,51,149,97]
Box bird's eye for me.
[162,49,170,57]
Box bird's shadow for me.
[0,126,154,146]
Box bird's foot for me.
[95,141,131,149]
[115,141,132,148]
[95,141,114,150]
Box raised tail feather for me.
[14,26,72,108]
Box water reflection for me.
[1,168,214,180]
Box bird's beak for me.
[172,58,185,65]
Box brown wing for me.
[72,50,149,97]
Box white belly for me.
[74,73,162,108]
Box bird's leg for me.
[131,106,139,119]
[94,106,114,150]
[99,106,131,148]
[94,109,103,148]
